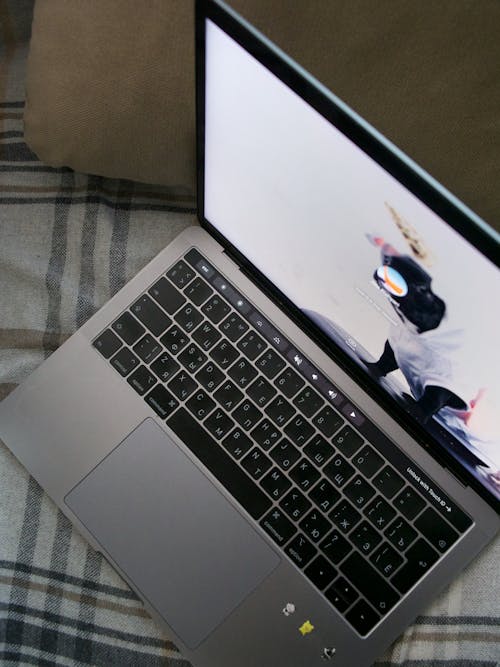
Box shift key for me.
[340,551,400,615]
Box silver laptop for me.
[1,1,498,665]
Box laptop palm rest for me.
[65,418,280,649]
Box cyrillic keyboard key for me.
[370,542,404,578]
[352,444,384,478]
[332,425,363,458]
[133,334,162,363]
[320,529,351,565]
[167,408,271,520]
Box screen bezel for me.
[195,0,500,512]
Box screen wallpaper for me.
[204,20,500,500]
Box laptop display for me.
[203,19,500,500]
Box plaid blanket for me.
[0,3,498,666]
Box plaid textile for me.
[0,2,499,666]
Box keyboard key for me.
[204,408,234,440]
[304,555,336,590]
[352,444,384,478]
[93,329,122,358]
[255,349,286,379]
[320,529,351,565]
[202,295,231,323]
[159,325,189,355]
[222,428,253,460]
[370,542,404,578]
[293,386,324,418]
[260,508,296,546]
[340,551,400,616]
[210,338,239,369]
[251,418,281,451]
[232,400,263,431]
[350,521,382,555]
[178,343,207,373]
[195,361,225,392]
[304,435,335,467]
[265,395,296,427]
[300,510,332,543]
[150,352,180,383]
[344,475,376,509]
[246,376,277,407]
[385,518,418,552]
[364,496,396,530]
[284,415,315,447]
[145,385,179,419]
[391,538,439,594]
[133,334,163,363]
[167,260,195,288]
[332,425,363,458]
[325,578,357,613]
[112,312,145,345]
[149,276,186,314]
[237,330,267,360]
[372,466,405,499]
[192,320,222,351]
[286,533,317,568]
[414,508,459,553]
[313,406,344,438]
[274,367,305,399]
[167,408,271,519]
[393,487,426,521]
[183,276,213,306]
[270,439,301,471]
[345,599,380,636]
[110,348,139,376]
[219,312,249,341]
[174,303,203,334]
[168,371,197,401]
[280,488,311,521]
[324,454,355,488]
[131,295,171,337]
[328,576,358,607]
[213,380,244,411]
[186,390,216,421]
[329,500,361,534]
[228,357,258,388]
[127,365,157,395]
[241,447,272,479]
[260,467,292,500]
[309,479,340,514]
[290,458,321,491]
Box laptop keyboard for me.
[93,247,472,637]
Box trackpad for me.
[65,418,279,649]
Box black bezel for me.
[195,0,500,513]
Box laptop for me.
[1,1,498,665]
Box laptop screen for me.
[203,18,500,501]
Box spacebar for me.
[167,408,272,520]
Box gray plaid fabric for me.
[0,3,498,666]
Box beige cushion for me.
[25,1,500,226]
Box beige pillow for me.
[25,1,500,227]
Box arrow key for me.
[345,599,380,636]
